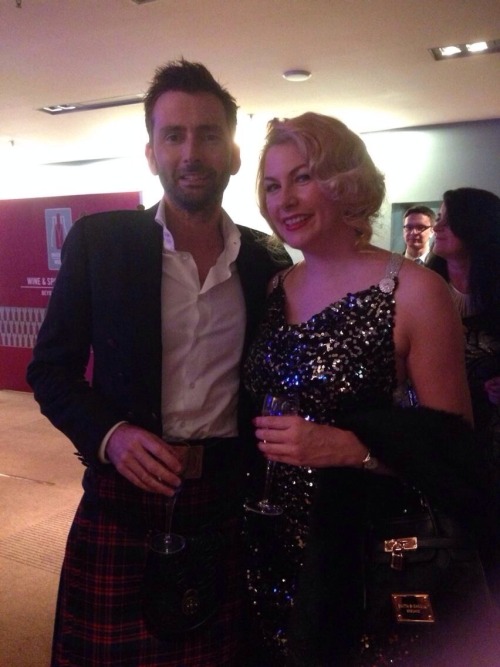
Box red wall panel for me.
[0,192,142,390]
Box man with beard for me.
[27,59,289,666]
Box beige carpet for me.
[0,390,82,667]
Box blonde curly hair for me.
[257,112,385,246]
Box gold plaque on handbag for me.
[391,593,435,623]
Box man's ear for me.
[145,142,158,176]
[230,143,241,176]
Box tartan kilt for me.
[52,461,253,666]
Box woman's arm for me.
[394,263,473,423]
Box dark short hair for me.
[144,59,238,139]
[403,205,436,225]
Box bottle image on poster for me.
[44,208,72,270]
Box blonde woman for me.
[243,114,498,666]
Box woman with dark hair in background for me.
[428,188,500,487]
[428,188,500,605]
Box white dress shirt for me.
[156,199,246,440]
[404,249,430,264]
[99,202,246,461]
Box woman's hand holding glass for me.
[255,413,375,470]
[245,393,299,516]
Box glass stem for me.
[261,460,276,503]
[165,491,178,535]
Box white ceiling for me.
[1,0,499,166]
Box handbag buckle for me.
[384,537,418,571]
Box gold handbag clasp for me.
[384,537,418,571]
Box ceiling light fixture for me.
[439,46,462,57]
[429,38,500,60]
[283,69,312,82]
[41,104,77,114]
[39,94,144,115]
[466,41,488,53]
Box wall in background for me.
[1,117,499,390]
[1,117,498,253]
[0,193,141,391]
[363,118,500,251]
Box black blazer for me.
[27,205,289,467]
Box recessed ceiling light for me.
[429,38,500,60]
[283,69,312,82]
[439,45,462,57]
[466,41,488,53]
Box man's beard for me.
[161,165,231,213]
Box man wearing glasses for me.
[402,205,436,264]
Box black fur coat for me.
[287,407,499,666]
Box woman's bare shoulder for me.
[397,259,450,296]
[395,260,460,338]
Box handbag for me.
[363,491,493,634]
[142,529,223,637]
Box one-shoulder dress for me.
[243,255,407,664]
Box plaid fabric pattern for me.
[52,464,251,666]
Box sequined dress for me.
[243,256,402,665]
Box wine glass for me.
[245,392,299,516]
[151,442,190,556]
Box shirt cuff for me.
[98,421,128,463]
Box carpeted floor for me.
[0,390,82,667]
